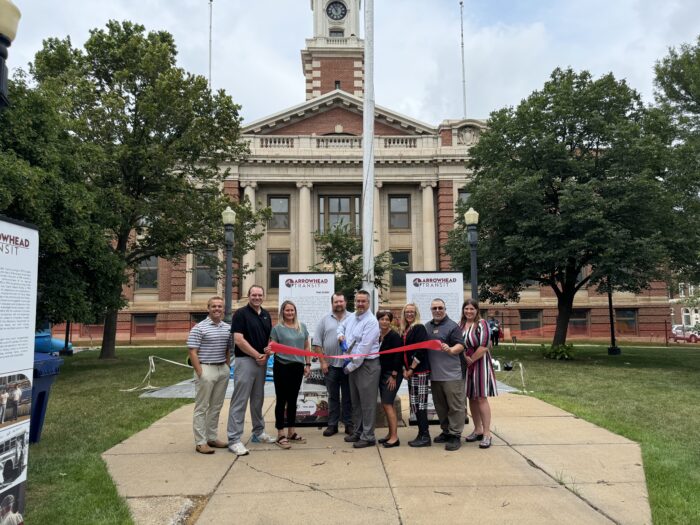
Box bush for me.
[541,343,575,360]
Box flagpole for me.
[361,0,376,307]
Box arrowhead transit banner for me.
[0,216,38,517]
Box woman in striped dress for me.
[461,298,497,449]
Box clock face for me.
[326,1,347,21]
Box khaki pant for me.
[431,379,466,437]
[193,363,230,445]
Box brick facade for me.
[269,107,409,136]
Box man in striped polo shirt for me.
[188,296,231,454]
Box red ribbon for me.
[269,339,442,360]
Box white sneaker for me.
[251,432,276,444]
[228,442,249,456]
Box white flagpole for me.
[361,0,376,305]
[208,0,213,88]
[460,1,467,119]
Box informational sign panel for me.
[277,273,335,426]
[406,271,467,426]
[405,272,465,322]
[277,273,335,338]
[0,216,39,517]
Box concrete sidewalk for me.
[103,393,651,525]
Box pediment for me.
[243,90,437,136]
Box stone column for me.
[421,181,437,271]
[241,182,258,295]
[297,181,313,272]
[373,181,383,255]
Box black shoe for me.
[445,435,461,451]
[323,425,338,437]
[344,434,360,443]
[465,432,484,442]
[353,439,376,448]
[344,424,353,435]
[408,434,432,447]
[378,436,390,444]
[433,432,449,444]
[382,439,400,448]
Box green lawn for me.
[25,344,700,524]
[493,343,700,525]
[26,347,193,525]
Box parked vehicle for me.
[671,325,700,343]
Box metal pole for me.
[208,0,213,88]
[459,1,467,119]
[361,0,376,304]
[468,224,478,300]
[224,224,234,323]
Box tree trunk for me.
[99,307,119,359]
[552,289,575,347]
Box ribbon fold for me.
[269,339,442,359]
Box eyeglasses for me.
[431,306,445,311]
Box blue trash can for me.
[30,353,64,443]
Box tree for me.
[29,21,248,358]
[0,73,125,326]
[311,223,400,309]
[654,35,700,284]
[445,68,689,346]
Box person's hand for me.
[263,344,272,354]
[303,366,311,378]
[441,343,449,352]
[465,355,474,366]
[321,362,329,375]
[387,376,397,391]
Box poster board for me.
[277,273,334,426]
[406,271,466,426]
[405,272,464,322]
[0,216,38,516]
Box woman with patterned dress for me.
[460,298,498,449]
[399,303,432,448]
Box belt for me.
[201,362,226,366]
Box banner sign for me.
[405,272,465,322]
[0,216,38,517]
[277,273,335,426]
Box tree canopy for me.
[23,20,249,358]
[446,68,691,346]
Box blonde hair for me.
[278,300,301,332]
[399,303,422,335]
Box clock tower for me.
[302,0,364,99]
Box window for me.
[615,309,638,335]
[193,251,218,289]
[457,189,471,204]
[190,312,208,326]
[568,309,589,336]
[136,256,158,290]
[391,251,411,288]
[319,195,361,234]
[682,308,691,326]
[132,314,157,336]
[329,29,344,37]
[519,310,542,334]
[389,195,410,229]
[268,195,290,230]
[679,283,686,298]
[268,252,289,290]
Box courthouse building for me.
[63,0,670,344]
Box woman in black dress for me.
[377,310,403,447]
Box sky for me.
[7,0,700,126]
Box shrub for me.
[541,343,575,360]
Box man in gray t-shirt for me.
[425,298,465,451]
[312,292,352,436]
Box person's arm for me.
[313,319,329,372]
[345,318,379,373]
[188,347,203,377]
[233,332,265,360]
[186,326,203,377]
[445,324,465,355]
[303,331,312,377]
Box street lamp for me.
[221,206,236,323]
[464,207,479,300]
[0,0,21,109]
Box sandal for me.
[275,436,292,449]
[465,431,484,442]
[287,433,306,444]
[479,436,492,449]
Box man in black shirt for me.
[227,285,274,456]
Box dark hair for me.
[355,289,370,299]
[331,292,345,303]
[376,310,393,322]
[459,298,482,326]
[248,284,265,296]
